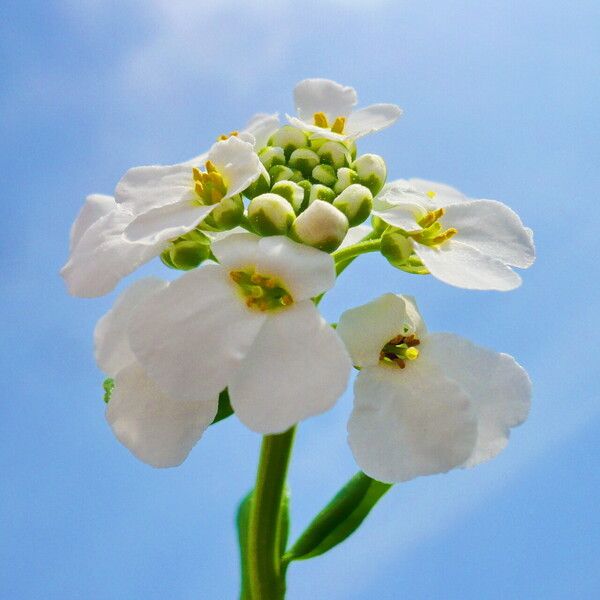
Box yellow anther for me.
[264,278,277,289]
[281,295,293,306]
[426,190,437,199]
[418,207,445,228]
[205,160,218,173]
[430,228,458,245]
[217,131,239,141]
[192,167,202,182]
[194,181,204,196]
[230,271,244,283]
[331,116,346,134]
[405,347,420,361]
[313,112,329,128]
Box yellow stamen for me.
[313,112,329,128]
[418,207,445,228]
[205,160,218,173]
[430,228,458,245]
[426,190,437,199]
[217,131,239,141]
[331,116,346,134]
[192,167,202,182]
[405,347,420,361]
[194,181,204,196]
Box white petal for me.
[129,264,267,402]
[107,363,218,468]
[348,364,477,483]
[115,164,195,215]
[94,278,168,377]
[243,113,280,150]
[339,223,373,250]
[372,182,428,231]
[229,301,351,433]
[337,294,421,367]
[294,78,357,121]
[60,205,157,297]
[256,236,335,301]
[124,201,213,245]
[423,333,532,467]
[345,104,403,138]
[207,136,262,198]
[181,150,209,167]
[407,178,469,206]
[211,232,261,269]
[414,240,522,291]
[285,116,348,142]
[442,200,535,268]
[69,194,115,251]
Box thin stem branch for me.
[247,427,296,600]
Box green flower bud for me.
[332,183,373,227]
[296,180,312,212]
[309,183,336,204]
[380,229,414,269]
[317,141,351,168]
[289,148,320,177]
[371,214,390,234]
[201,195,244,231]
[312,164,337,187]
[270,180,305,213]
[291,200,349,252]
[334,167,359,194]
[161,230,212,271]
[269,164,295,183]
[243,167,270,199]
[248,193,295,236]
[352,153,387,195]
[269,126,309,158]
[259,146,286,170]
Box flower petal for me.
[69,194,115,251]
[407,178,469,206]
[442,200,535,268]
[60,205,157,297]
[107,363,218,468]
[285,116,348,141]
[94,277,168,377]
[115,164,194,215]
[129,264,267,402]
[423,333,532,467]
[337,294,424,367]
[294,78,357,121]
[256,236,335,301]
[372,182,428,231]
[229,301,351,433]
[124,201,213,245]
[348,365,477,483]
[339,223,373,249]
[207,136,262,198]
[345,104,403,138]
[243,113,280,150]
[211,232,261,269]
[414,240,522,291]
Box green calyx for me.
[230,269,294,312]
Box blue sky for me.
[2,1,599,598]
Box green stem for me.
[331,238,381,268]
[247,427,296,600]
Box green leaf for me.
[283,472,391,563]
[211,388,234,425]
[102,378,114,404]
[236,487,291,600]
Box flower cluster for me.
[63,78,534,482]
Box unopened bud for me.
[243,166,270,199]
[317,141,351,168]
[289,148,320,177]
[161,230,211,271]
[296,180,312,212]
[380,229,414,269]
[248,193,295,236]
[334,167,359,194]
[309,183,336,204]
[312,164,337,187]
[269,126,309,157]
[291,200,349,252]
[271,180,305,213]
[201,194,244,231]
[352,154,387,195]
[332,184,373,227]
[268,164,295,183]
[371,214,389,234]
[259,146,285,170]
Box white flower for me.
[95,278,219,467]
[373,179,535,290]
[128,233,352,434]
[337,294,532,483]
[61,114,279,298]
[286,78,402,141]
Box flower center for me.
[229,269,294,312]
[379,332,420,369]
[407,207,457,247]
[313,111,346,135]
[192,161,227,205]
